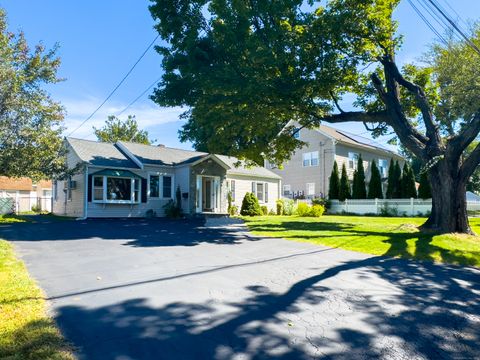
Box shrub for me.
[261,205,268,215]
[228,205,238,216]
[328,161,340,199]
[309,204,325,217]
[240,192,262,216]
[283,199,297,215]
[312,197,331,209]
[163,200,182,218]
[145,209,156,218]
[297,202,310,217]
[276,199,284,215]
[31,204,41,213]
[268,209,276,216]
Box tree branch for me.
[447,110,480,161]
[329,91,346,113]
[460,141,480,181]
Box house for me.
[53,138,281,218]
[0,177,52,212]
[265,122,404,198]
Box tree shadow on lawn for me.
[39,256,480,359]
[247,220,480,267]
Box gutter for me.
[77,165,88,220]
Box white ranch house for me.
[53,138,281,218]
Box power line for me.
[407,0,449,45]
[67,34,160,137]
[116,76,162,116]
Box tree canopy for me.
[0,8,66,180]
[352,155,366,199]
[338,164,350,202]
[150,0,480,233]
[93,115,153,144]
[368,161,383,199]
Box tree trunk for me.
[421,160,472,234]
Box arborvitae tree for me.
[352,155,367,199]
[386,158,395,199]
[338,163,351,202]
[328,161,340,199]
[393,160,402,198]
[418,171,432,199]
[401,163,417,198]
[368,161,383,199]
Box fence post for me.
[410,197,414,216]
[345,198,348,213]
[375,198,378,214]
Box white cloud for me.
[61,96,185,140]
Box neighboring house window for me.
[302,151,319,167]
[163,175,172,198]
[92,176,140,204]
[149,175,160,198]
[252,181,268,203]
[43,189,52,197]
[348,152,359,170]
[230,180,236,201]
[293,128,300,139]
[93,176,104,201]
[306,183,315,196]
[283,184,291,196]
[378,159,388,178]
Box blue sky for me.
[1,0,478,150]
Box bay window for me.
[92,175,140,204]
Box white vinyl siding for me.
[306,183,315,196]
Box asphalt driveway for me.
[1,216,479,360]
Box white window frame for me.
[306,183,315,196]
[283,184,291,196]
[303,151,319,167]
[162,175,174,199]
[92,175,141,204]
[348,152,359,170]
[228,180,236,201]
[252,181,269,203]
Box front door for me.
[203,178,213,211]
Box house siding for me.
[52,148,85,217]
[227,174,280,213]
[174,165,191,214]
[268,127,335,198]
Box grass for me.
[0,214,30,223]
[243,215,480,267]
[0,240,74,359]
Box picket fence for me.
[295,198,480,216]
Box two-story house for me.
[266,122,404,199]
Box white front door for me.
[196,175,221,213]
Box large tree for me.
[0,8,66,180]
[93,115,152,144]
[352,155,366,199]
[150,0,480,233]
[368,161,383,199]
[328,160,340,199]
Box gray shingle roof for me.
[118,141,208,166]
[67,138,139,168]
[216,155,282,179]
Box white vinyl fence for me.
[327,198,480,216]
[0,195,52,214]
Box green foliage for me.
[309,204,325,217]
[0,9,67,180]
[328,161,340,199]
[297,202,310,217]
[401,163,417,198]
[352,155,367,199]
[261,205,268,215]
[228,205,238,216]
[94,115,152,144]
[338,164,351,202]
[312,197,331,209]
[368,161,383,199]
[387,159,402,199]
[418,171,432,199]
[227,191,237,215]
[282,199,297,216]
[240,192,262,216]
[163,186,183,218]
[276,199,284,216]
[268,208,276,216]
[386,159,395,199]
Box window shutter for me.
[87,174,92,202]
[251,182,256,196]
[141,178,147,203]
[265,183,268,203]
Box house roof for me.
[0,177,51,191]
[67,138,140,169]
[118,141,208,166]
[316,124,402,158]
[66,138,281,179]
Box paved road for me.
[1,217,479,360]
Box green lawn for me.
[0,216,73,359]
[243,215,480,267]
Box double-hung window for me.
[229,180,236,201]
[378,159,388,178]
[163,175,172,198]
[252,181,269,203]
[303,151,319,167]
[348,152,359,170]
[93,176,104,201]
[149,175,160,198]
[283,184,291,196]
[306,183,315,196]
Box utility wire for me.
[67,34,160,137]
[116,76,162,116]
[407,0,449,45]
